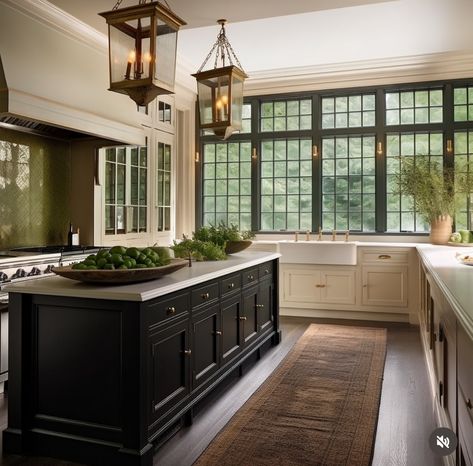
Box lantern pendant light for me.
[193,20,248,140]
[99,0,186,107]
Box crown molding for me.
[244,51,473,95]
[2,0,107,51]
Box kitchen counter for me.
[416,244,473,340]
[4,251,280,302]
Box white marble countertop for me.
[4,251,280,302]
[416,244,473,340]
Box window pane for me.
[260,98,312,132]
[321,135,375,232]
[322,93,375,129]
[386,89,443,125]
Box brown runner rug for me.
[193,324,387,466]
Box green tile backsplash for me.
[0,128,71,249]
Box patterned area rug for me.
[194,324,387,466]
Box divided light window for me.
[386,132,443,232]
[321,94,376,129]
[454,86,473,122]
[321,136,376,231]
[202,142,252,230]
[260,99,312,132]
[156,142,171,232]
[105,146,148,235]
[454,130,473,229]
[260,139,312,231]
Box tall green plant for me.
[395,155,473,223]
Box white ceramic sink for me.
[278,240,357,265]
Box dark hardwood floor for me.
[0,316,442,466]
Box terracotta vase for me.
[429,215,452,245]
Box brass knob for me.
[201,292,210,300]
[363,284,367,288]
[467,399,472,410]
[215,330,222,335]
[378,254,391,260]
[248,275,254,280]
[255,304,264,308]
[315,284,326,288]
[183,349,192,355]
[228,283,235,289]
[166,306,176,315]
[239,316,247,321]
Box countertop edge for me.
[416,245,473,340]
[4,252,281,302]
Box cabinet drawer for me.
[458,325,473,404]
[361,249,409,264]
[259,262,273,280]
[148,293,189,327]
[220,273,241,297]
[242,267,258,287]
[191,282,219,309]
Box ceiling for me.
[46,0,473,76]
[48,0,393,32]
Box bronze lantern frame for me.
[99,0,186,107]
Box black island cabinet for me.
[3,252,280,466]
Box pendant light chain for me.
[112,0,172,10]
[197,21,245,74]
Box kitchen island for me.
[3,251,281,466]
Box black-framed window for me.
[196,78,473,234]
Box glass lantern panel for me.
[109,17,152,84]
[231,75,244,130]
[155,19,178,87]
[197,74,231,125]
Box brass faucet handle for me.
[345,230,349,241]
[295,231,299,242]
[306,230,310,241]
[332,229,336,241]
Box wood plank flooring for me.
[0,316,442,466]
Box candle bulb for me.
[125,50,136,80]
[216,98,223,122]
[221,94,228,120]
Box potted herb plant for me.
[396,155,473,244]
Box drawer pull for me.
[467,398,473,410]
[214,330,222,335]
[255,304,264,309]
[264,269,270,274]
[201,292,210,300]
[378,254,391,260]
[247,274,254,280]
[228,283,235,289]
[183,349,192,356]
[315,284,326,288]
[166,306,176,315]
[239,316,247,321]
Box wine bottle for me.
[67,223,73,247]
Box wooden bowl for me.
[52,258,188,285]
[224,240,252,255]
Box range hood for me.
[0,1,146,146]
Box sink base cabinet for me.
[3,259,280,466]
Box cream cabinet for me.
[281,265,356,307]
[360,248,409,309]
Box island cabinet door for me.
[149,319,191,422]
[257,278,273,334]
[242,285,259,346]
[191,303,221,388]
[220,294,242,366]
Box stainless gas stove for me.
[0,245,104,392]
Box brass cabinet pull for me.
[214,330,222,335]
[363,284,368,288]
[248,274,254,280]
[201,292,210,300]
[378,254,391,260]
[315,284,326,288]
[467,398,473,410]
[228,283,235,289]
[166,306,176,315]
[183,349,192,355]
[239,316,247,321]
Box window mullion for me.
[376,88,387,233]
[312,94,321,233]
